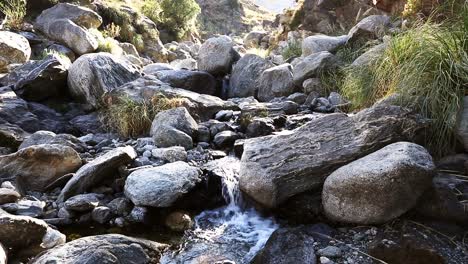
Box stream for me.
[161,157,279,263]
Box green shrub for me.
[0,0,26,31]
[97,37,121,54]
[103,94,185,138]
[159,0,201,40]
[340,5,468,156]
[282,40,302,60]
[141,0,161,23]
[102,22,121,39]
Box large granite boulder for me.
[302,35,348,57]
[0,31,31,73]
[34,3,102,55]
[198,36,239,75]
[67,53,141,109]
[152,70,217,95]
[0,144,81,192]
[124,161,201,207]
[347,15,391,42]
[58,146,137,202]
[293,51,339,85]
[229,54,273,98]
[257,64,296,102]
[239,102,426,208]
[322,142,435,224]
[30,234,167,264]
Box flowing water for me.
[161,157,278,263]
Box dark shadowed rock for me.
[239,102,425,208]
[64,193,101,212]
[229,54,273,98]
[58,146,137,202]
[153,70,217,95]
[19,130,87,152]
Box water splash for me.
[161,157,278,263]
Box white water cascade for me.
[161,157,278,263]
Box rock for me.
[456,96,468,152]
[257,63,296,102]
[57,207,74,219]
[240,101,299,119]
[318,246,342,258]
[1,198,45,218]
[293,51,339,86]
[30,234,167,264]
[351,42,387,67]
[0,243,5,264]
[143,63,175,75]
[348,15,391,42]
[34,3,102,55]
[153,69,216,95]
[244,31,268,49]
[1,55,68,101]
[0,209,65,251]
[19,130,87,152]
[151,146,187,163]
[215,110,234,121]
[0,144,81,192]
[323,142,435,224]
[67,53,141,109]
[0,31,31,73]
[70,112,105,134]
[151,107,198,150]
[239,102,425,208]
[198,36,239,75]
[303,78,325,95]
[107,197,132,217]
[252,227,316,264]
[92,206,113,224]
[124,161,201,207]
[170,58,198,70]
[0,86,40,135]
[165,211,194,232]
[58,146,137,202]
[246,118,275,138]
[0,121,28,149]
[302,35,349,56]
[109,76,238,121]
[213,131,240,149]
[229,54,273,98]
[0,188,20,205]
[287,93,307,105]
[127,206,149,223]
[64,193,101,212]
[328,92,346,106]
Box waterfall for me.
[161,157,278,264]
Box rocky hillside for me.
[0,0,467,263]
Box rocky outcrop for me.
[35,3,102,55]
[239,102,425,208]
[30,234,167,264]
[229,54,273,98]
[322,142,435,224]
[293,51,339,86]
[152,70,217,95]
[0,144,82,192]
[58,146,137,202]
[302,35,348,57]
[198,36,239,75]
[124,161,201,207]
[150,107,198,150]
[0,31,31,73]
[257,64,296,102]
[67,53,141,109]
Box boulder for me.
[293,51,339,86]
[143,63,174,75]
[0,121,29,149]
[1,198,45,218]
[153,70,217,95]
[351,42,387,67]
[58,146,137,202]
[34,3,102,55]
[30,234,167,264]
[67,53,141,109]
[151,146,187,163]
[0,86,40,135]
[150,107,198,150]
[303,78,324,95]
[257,64,296,102]
[302,35,348,57]
[1,55,69,101]
[456,96,468,152]
[0,31,31,73]
[198,36,239,75]
[124,161,201,207]
[252,227,316,264]
[109,76,238,121]
[213,131,240,149]
[165,211,194,232]
[322,142,435,224]
[229,54,274,98]
[0,209,65,251]
[91,206,113,224]
[0,144,81,192]
[19,130,87,153]
[64,193,101,212]
[244,31,268,49]
[348,15,391,42]
[0,188,20,205]
[239,102,425,208]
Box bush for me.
[102,23,121,39]
[159,0,201,40]
[103,94,185,138]
[340,5,468,157]
[282,40,302,60]
[246,48,269,58]
[0,0,26,31]
[141,0,161,23]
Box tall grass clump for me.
[104,94,185,138]
[282,40,302,60]
[341,5,468,156]
[0,0,26,31]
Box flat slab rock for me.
[30,234,167,264]
[239,102,426,208]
